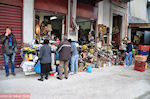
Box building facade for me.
[0,0,130,68]
[128,0,150,46]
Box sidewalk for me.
[0,66,150,99]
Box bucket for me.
[86,65,92,73]
[49,73,55,76]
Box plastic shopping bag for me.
[33,61,41,73]
[56,51,59,60]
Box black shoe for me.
[45,77,48,80]
[65,77,68,79]
[57,77,62,80]
[38,78,44,81]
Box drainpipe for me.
[72,0,77,20]
[72,0,78,41]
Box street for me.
[0,66,150,99]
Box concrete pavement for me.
[0,66,150,99]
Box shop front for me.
[34,0,68,43]
[76,2,97,45]
[110,0,128,49]
[34,10,66,43]
[77,18,96,45]
[129,23,150,47]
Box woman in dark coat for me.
[38,39,52,81]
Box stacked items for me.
[138,45,150,58]
[134,45,150,72]
[20,43,42,75]
[134,55,148,72]
[96,47,113,67]
[78,45,113,73]
[20,61,36,75]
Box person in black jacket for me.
[38,39,52,81]
[125,39,133,67]
[0,26,17,77]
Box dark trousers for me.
[40,63,52,78]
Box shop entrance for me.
[131,29,150,47]
[76,17,95,45]
[35,10,66,42]
[112,14,122,48]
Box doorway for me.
[35,10,66,42]
[76,17,95,45]
[112,14,122,48]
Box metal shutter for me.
[0,3,22,69]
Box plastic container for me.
[49,73,55,76]
[138,50,149,55]
[138,55,149,58]
[134,61,146,72]
[86,65,92,73]
[135,55,147,62]
[139,45,150,51]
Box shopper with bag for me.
[57,36,71,80]
[0,26,17,77]
[38,39,52,81]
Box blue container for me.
[86,65,92,73]
[138,50,149,55]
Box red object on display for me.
[139,45,150,51]
[134,61,146,72]
[0,4,22,69]
[49,73,55,76]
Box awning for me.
[129,23,150,31]
[129,23,150,28]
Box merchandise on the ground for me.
[134,61,146,72]
[139,45,150,51]
[135,55,147,62]
[138,50,149,55]
[20,61,36,75]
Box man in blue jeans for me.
[126,39,133,67]
[0,26,17,77]
[69,39,79,74]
